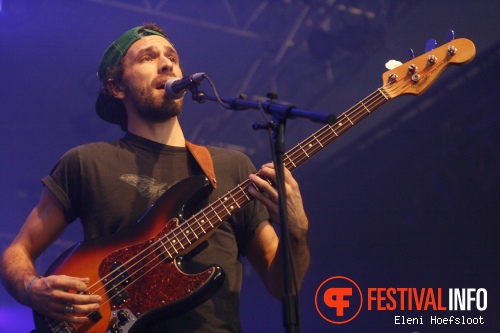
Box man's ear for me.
[107,79,126,99]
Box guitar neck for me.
[166,88,390,254]
[283,88,389,172]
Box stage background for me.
[1,1,498,332]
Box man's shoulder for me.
[205,145,256,167]
[206,145,250,160]
[61,139,124,160]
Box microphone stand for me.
[191,89,335,333]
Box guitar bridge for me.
[43,320,76,333]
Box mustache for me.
[154,75,178,89]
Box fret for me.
[238,184,251,201]
[329,125,339,137]
[201,210,213,228]
[228,192,241,208]
[378,88,389,100]
[167,238,180,255]
[186,224,198,239]
[313,134,324,147]
[198,213,209,233]
[298,143,310,158]
[170,234,184,250]
[361,102,371,113]
[158,237,173,258]
[285,155,296,168]
[178,227,191,246]
[283,155,292,170]
[181,228,194,244]
[208,205,220,224]
[304,142,315,157]
[223,197,233,215]
[344,113,355,125]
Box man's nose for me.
[159,56,173,74]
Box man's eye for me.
[168,56,177,62]
[141,55,153,61]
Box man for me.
[0,24,310,332]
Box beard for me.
[126,84,183,122]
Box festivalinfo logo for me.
[315,276,487,326]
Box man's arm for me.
[0,188,101,324]
[246,163,310,299]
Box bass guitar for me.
[34,37,476,333]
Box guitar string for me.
[73,89,392,322]
[89,184,253,314]
[45,186,253,333]
[110,77,409,295]
[83,87,392,313]
[90,46,449,303]
[53,66,419,329]
[72,180,252,321]
[101,80,405,298]
[284,46,468,171]
[81,182,245,294]
[284,90,389,170]
[96,69,402,280]
[44,47,459,331]
[292,69,423,165]
[84,87,392,310]
[56,89,393,329]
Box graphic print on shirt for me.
[119,174,170,198]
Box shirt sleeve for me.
[41,147,82,223]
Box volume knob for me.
[117,309,130,324]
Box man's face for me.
[119,35,184,122]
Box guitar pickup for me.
[107,261,131,306]
[88,309,103,323]
[108,284,129,305]
[110,261,131,285]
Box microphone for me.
[164,72,206,99]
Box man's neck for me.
[127,116,185,147]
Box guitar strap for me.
[185,141,217,189]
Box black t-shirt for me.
[42,132,269,332]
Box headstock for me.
[382,38,476,99]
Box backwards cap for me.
[97,26,171,81]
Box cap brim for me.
[95,94,125,125]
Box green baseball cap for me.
[97,26,170,81]
[95,26,172,125]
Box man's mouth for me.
[156,81,167,90]
[155,76,174,90]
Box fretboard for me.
[163,87,391,256]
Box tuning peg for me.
[447,29,455,42]
[407,48,418,75]
[408,63,418,75]
[428,54,438,65]
[425,39,437,52]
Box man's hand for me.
[248,162,308,235]
[29,275,102,324]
